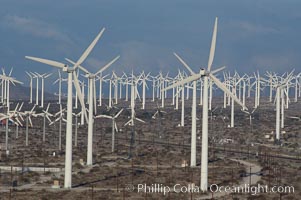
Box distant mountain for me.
[9,84,59,101]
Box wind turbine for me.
[53,70,66,104]
[0,70,23,149]
[229,76,244,128]
[33,103,53,142]
[140,72,150,110]
[0,71,24,111]
[80,79,86,125]
[72,111,81,147]
[65,55,120,166]
[20,105,36,146]
[294,74,300,102]
[11,102,24,139]
[173,52,198,166]
[30,72,39,105]
[0,103,23,150]
[274,73,293,144]
[124,74,145,158]
[96,73,109,106]
[25,27,105,188]
[150,75,158,102]
[95,108,123,152]
[112,72,119,105]
[50,104,66,151]
[241,107,257,134]
[26,72,34,103]
[124,73,130,101]
[164,17,247,191]
[39,73,52,107]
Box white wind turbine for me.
[53,70,66,104]
[0,70,24,112]
[173,52,198,167]
[123,73,130,101]
[25,28,105,188]
[179,73,186,127]
[124,74,145,157]
[265,71,275,102]
[96,73,109,106]
[251,71,265,108]
[150,75,158,102]
[241,107,257,129]
[140,72,150,110]
[156,72,166,108]
[80,79,86,125]
[39,72,52,107]
[229,76,244,128]
[20,105,36,146]
[119,73,127,100]
[65,55,120,166]
[108,73,115,107]
[164,17,247,191]
[152,101,167,139]
[72,111,81,147]
[273,73,293,144]
[26,71,34,103]
[172,73,179,109]
[112,72,119,105]
[10,102,24,139]
[95,108,123,152]
[30,72,40,105]
[0,68,12,103]
[50,104,66,151]
[33,103,53,142]
[0,103,23,150]
[294,74,300,102]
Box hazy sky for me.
[1,0,301,90]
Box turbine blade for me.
[207,17,218,72]
[136,118,146,123]
[45,73,52,78]
[76,28,105,67]
[114,122,118,132]
[46,115,52,123]
[31,105,36,112]
[209,73,248,110]
[73,71,88,122]
[29,117,33,127]
[16,118,23,126]
[25,71,32,78]
[174,53,195,75]
[53,79,59,85]
[19,114,24,121]
[9,68,13,76]
[164,74,202,91]
[95,56,120,76]
[114,108,123,118]
[14,103,19,112]
[19,102,24,111]
[25,56,65,69]
[211,66,226,75]
[46,103,50,112]
[124,119,133,126]
[95,115,112,119]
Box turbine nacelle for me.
[200,69,206,76]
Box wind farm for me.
[0,2,301,199]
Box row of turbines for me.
[1,17,300,191]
